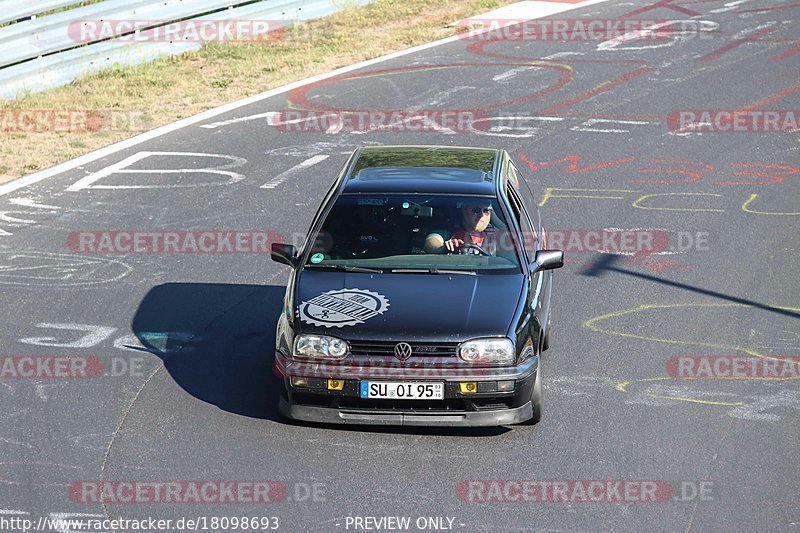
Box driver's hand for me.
[444,238,464,252]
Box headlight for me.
[294,334,349,360]
[458,338,515,365]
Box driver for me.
[423,200,494,254]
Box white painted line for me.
[571,118,652,133]
[65,152,151,192]
[19,323,117,348]
[597,20,720,51]
[202,110,351,130]
[542,52,584,59]
[261,155,329,189]
[0,0,614,198]
[469,115,563,138]
[0,212,36,224]
[493,65,540,83]
[732,21,779,40]
[200,111,281,130]
[66,151,247,191]
[8,198,60,209]
[709,0,749,12]
[350,114,458,135]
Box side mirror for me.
[533,249,563,271]
[271,243,298,268]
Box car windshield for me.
[303,193,522,273]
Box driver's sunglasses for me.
[470,207,492,215]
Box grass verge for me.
[0,0,513,184]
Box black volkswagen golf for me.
[270,146,563,427]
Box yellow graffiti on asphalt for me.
[649,394,744,406]
[538,188,638,207]
[615,378,745,405]
[584,303,800,405]
[537,187,800,215]
[631,193,725,212]
[741,194,800,215]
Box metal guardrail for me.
[0,0,373,100]
[0,0,86,26]
[1,0,248,69]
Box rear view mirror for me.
[533,250,564,271]
[271,243,298,268]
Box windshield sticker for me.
[299,288,390,328]
[310,253,324,264]
[357,198,385,205]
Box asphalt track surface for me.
[1,0,798,531]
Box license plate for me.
[360,381,444,400]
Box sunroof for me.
[352,167,489,183]
[353,147,496,174]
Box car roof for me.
[341,145,502,195]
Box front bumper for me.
[280,396,533,426]
[275,352,538,427]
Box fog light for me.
[291,376,309,387]
[459,382,478,394]
[328,379,344,390]
[477,381,497,393]
[497,380,515,392]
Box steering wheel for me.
[459,243,492,256]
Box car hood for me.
[294,270,525,341]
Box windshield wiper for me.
[307,264,384,274]
[391,268,476,276]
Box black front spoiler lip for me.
[279,396,533,427]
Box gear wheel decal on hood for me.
[299,288,390,328]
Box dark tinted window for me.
[506,185,537,261]
[305,194,522,273]
[511,162,540,229]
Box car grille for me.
[347,340,459,358]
